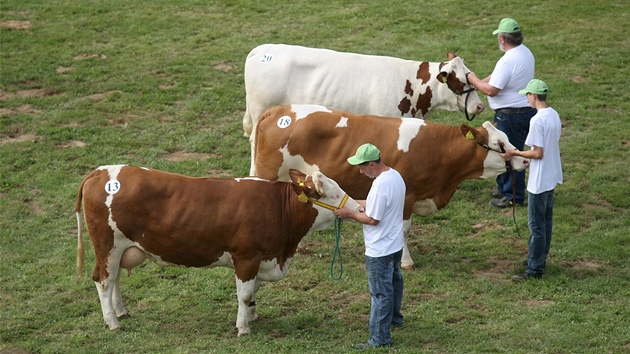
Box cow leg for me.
[95,268,122,330]
[235,277,258,336]
[112,268,130,319]
[247,278,261,322]
[249,131,257,176]
[401,218,415,270]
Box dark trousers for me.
[494,108,536,203]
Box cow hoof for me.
[237,329,251,337]
[117,313,131,320]
[402,265,415,271]
[106,323,122,330]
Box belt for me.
[494,107,535,115]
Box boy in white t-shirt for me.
[334,143,406,349]
[499,79,563,281]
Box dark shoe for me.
[355,342,392,350]
[511,272,542,281]
[489,189,503,198]
[489,196,523,209]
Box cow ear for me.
[288,169,307,184]
[447,52,457,61]
[461,123,483,143]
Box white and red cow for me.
[243,43,485,174]
[75,165,359,336]
[253,104,529,269]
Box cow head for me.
[439,53,485,118]
[461,122,529,178]
[288,169,361,231]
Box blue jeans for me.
[365,249,404,347]
[494,109,536,203]
[526,190,555,275]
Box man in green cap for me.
[334,143,406,349]
[467,18,536,208]
[498,79,563,281]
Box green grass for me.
[1,0,629,353]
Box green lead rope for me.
[330,216,343,280]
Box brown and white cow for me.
[75,165,359,336]
[243,44,485,175]
[253,104,529,269]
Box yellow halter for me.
[297,182,349,211]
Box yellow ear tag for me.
[440,74,447,83]
[298,191,308,203]
[466,131,475,140]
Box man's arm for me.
[334,205,379,226]
[467,72,501,97]
[501,145,544,160]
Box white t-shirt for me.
[488,44,535,110]
[363,168,406,257]
[525,107,563,194]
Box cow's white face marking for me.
[336,116,349,128]
[260,53,273,64]
[277,115,292,128]
[481,121,529,177]
[398,118,425,152]
[291,104,331,121]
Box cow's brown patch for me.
[0,20,31,29]
[416,61,431,84]
[398,96,411,115]
[404,80,414,96]
[416,87,433,117]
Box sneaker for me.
[354,342,392,350]
[489,189,503,198]
[489,196,523,209]
[511,272,542,281]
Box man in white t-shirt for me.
[334,143,406,349]
[467,18,536,208]
[499,79,563,281]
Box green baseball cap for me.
[519,79,549,95]
[347,143,380,165]
[492,18,521,35]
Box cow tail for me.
[75,173,90,283]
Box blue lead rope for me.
[330,216,343,280]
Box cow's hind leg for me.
[94,266,122,330]
[400,219,415,270]
[235,276,258,336]
[112,268,130,320]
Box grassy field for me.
[1,0,629,353]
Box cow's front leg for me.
[400,218,415,270]
[235,276,257,336]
